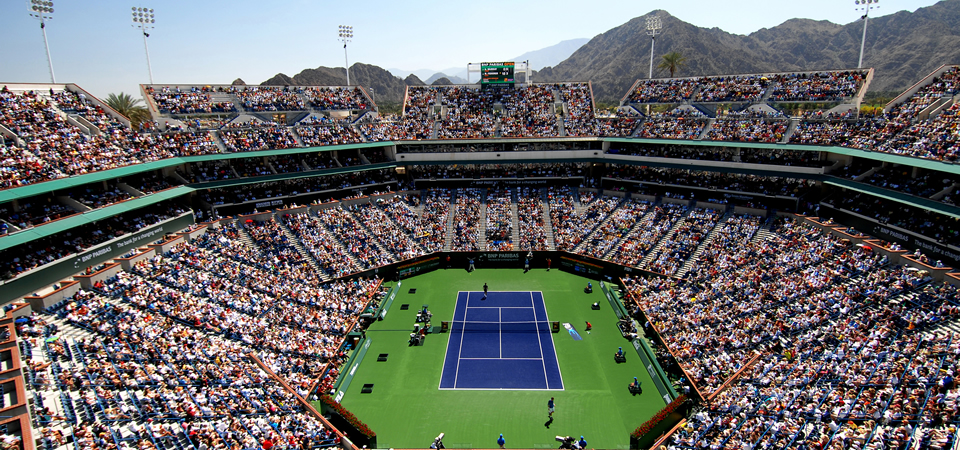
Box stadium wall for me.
[0,212,195,304]
[819,204,960,264]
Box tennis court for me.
[439,291,564,390]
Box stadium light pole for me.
[131,7,156,84]
[646,15,662,79]
[854,0,879,69]
[339,25,353,86]
[27,0,56,83]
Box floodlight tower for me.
[339,25,353,85]
[646,15,662,79]
[27,0,56,83]
[131,7,156,84]
[854,0,879,69]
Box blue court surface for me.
[439,291,564,390]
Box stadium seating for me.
[5,63,960,449]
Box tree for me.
[104,92,151,129]
[658,52,687,78]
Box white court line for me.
[538,291,565,390]
[460,357,543,360]
[499,307,502,359]
[442,290,564,391]
[453,291,469,389]
[531,291,549,390]
[465,306,535,309]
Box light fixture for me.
[132,6,157,84]
[854,0,879,68]
[646,15,663,79]
[27,0,56,83]
[339,25,354,85]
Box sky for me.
[0,0,943,99]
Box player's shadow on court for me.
[544,417,553,428]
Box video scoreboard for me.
[481,62,515,86]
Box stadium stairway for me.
[696,119,715,140]
[760,85,777,103]
[540,189,557,251]
[290,127,307,147]
[572,196,627,254]
[373,198,427,255]
[443,190,457,252]
[227,95,246,113]
[277,215,330,281]
[780,119,800,144]
[211,130,230,153]
[509,189,521,247]
[406,193,424,217]
[349,202,410,259]
[599,203,658,260]
[674,209,733,278]
[478,189,488,250]
[751,215,777,243]
[233,219,262,252]
[572,188,593,216]
[638,205,693,268]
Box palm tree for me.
[658,52,687,78]
[104,92,151,129]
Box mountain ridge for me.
[261,1,960,104]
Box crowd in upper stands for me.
[0,66,957,191]
[451,189,483,251]
[516,187,548,252]
[144,86,236,114]
[645,208,721,276]
[627,70,868,104]
[706,113,789,143]
[485,189,514,251]
[7,61,960,450]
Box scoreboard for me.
[481,62,515,86]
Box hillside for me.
[538,1,960,102]
[262,63,414,104]
[511,38,591,71]
[261,1,960,104]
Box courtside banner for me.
[397,256,440,278]
[601,281,628,319]
[559,256,603,277]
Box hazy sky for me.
[0,0,942,98]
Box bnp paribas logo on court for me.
[483,253,520,260]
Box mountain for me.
[262,63,411,104]
[391,68,469,83]
[404,74,425,86]
[511,38,589,71]
[388,68,441,81]
[425,73,468,85]
[262,1,960,105]
[538,1,960,102]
